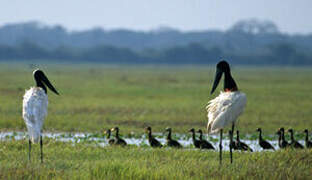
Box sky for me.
[0,0,311,34]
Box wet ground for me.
[0,131,305,152]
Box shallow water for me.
[0,131,305,152]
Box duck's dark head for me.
[104,129,111,134]
[33,69,59,95]
[210,60,237,94]
[196,129,203,134]
[104,129,112,137]
[111,127,119,132]
[276,130,281,135]
[236,130,240,137]
[279,127,285,133]
[145,126,152,133]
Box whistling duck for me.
[165,127,182,148]
[104,129,115,145]
[145,126,162,148]
[189,128,201,148]
[256,128,274,150]
[288,129,303,149]
[197,129,215,150]
[235,130,253,152]
[111,127,127,146]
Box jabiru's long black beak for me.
[41,73,59,95]
[34,69,59,95]
[210,68,223,94]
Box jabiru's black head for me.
[210,60,238,94]
[33,69,59,95]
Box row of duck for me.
[104,127,312,150]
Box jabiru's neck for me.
[35,78,47,94]
[224,72,238,92]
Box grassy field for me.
[1,63,312,179]
[0,140,311,179]
[0,63,312,135]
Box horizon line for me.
[0,19,311,36]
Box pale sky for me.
[0,0,311,34]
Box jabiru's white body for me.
[207,60,246,164]
[206,91,246,134]
[23,69,58,163]
[23,87,48,143]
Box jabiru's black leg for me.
[40,135,43,163]
[229,131,233,164]
[230,123,235,164]
[28,139,31,161]
[219,129,223,165]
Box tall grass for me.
[0,140,311,179]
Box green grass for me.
[0,140,311,179]
[0,63,312,134]
[1,63,312,179]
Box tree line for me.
[0,41,311,65]
[0,19,311,65]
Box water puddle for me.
[0,131,305,152]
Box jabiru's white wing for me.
[23,87,48,143]
[206,91,246,134]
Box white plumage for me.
[206,91,246,134]
[23,87,48,143]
